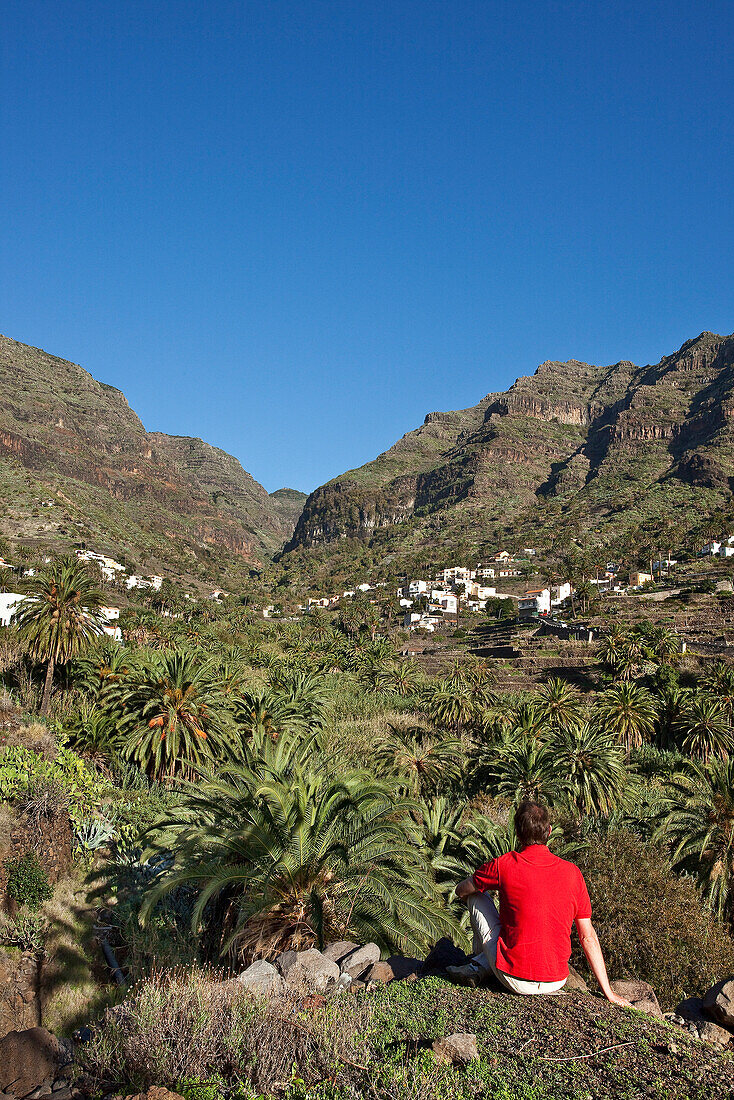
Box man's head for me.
[514,800,551,847]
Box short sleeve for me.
[472,857,500,893]
[575,871,592,919]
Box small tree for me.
[14,555,106,715]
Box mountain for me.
[269,487,309,531]
[283,331,734,576]
[0,335,301,579]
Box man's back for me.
[473,844,591,982]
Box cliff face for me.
[0,335,297,568]
[285,332,734,559]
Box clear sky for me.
[2,1,733,493]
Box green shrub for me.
[574,831,734,1007]
[4,852,53,911]
[0,743,110,826]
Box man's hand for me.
[606,990,634,1008]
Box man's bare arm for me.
[575,917,632,1007]
[455,876,478,899]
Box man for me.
[447,800,632,1005]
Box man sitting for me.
[447,800,632,1005]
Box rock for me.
[341,943,381,980]
[422,938,469,976]
[565,964,588,993]
[680,994,733,1044]
[49,1090,73,1100]
[610,980,663,1018]
[350,979,366,993]
[432,1033,479,1065]
[364,961,396,986]
[703,977,734,1029]
[236,960,284,997]
[336,972,352,992]
[322,941,360,966]
[385,956,423,981]
[0,950,41,1039]
[274,950,298,977]
[0,1028,68,1098]
[26,1090,52,1100]
[281,949,340,993]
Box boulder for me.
[565,964,588,993]
[274,950,298,977]
[676,997,732,1045]
[236,960,284,997]
[364,961,396,986]
[422,938,469,976]
[281,949,340,993]
[322,941,360,966]
[432,1033,479,1065]
[703,977,734,1030]
[610,980,663,1018]
[0,1028,70,1098]
[341,943,381,980]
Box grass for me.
[80,970,734,1100]
[39,871,118,1036]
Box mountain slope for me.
[284,332,734,573]
[0,335,296,577]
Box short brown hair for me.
[514,800,551,846]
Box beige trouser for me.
[468,893,567,995]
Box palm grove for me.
[4,553,734,1005]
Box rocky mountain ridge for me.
[0,335,301,575]
[284,331,734,565]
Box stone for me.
[432,1033,479,1065]
[679,993,733,1044]
[342,943,381,979]
[364,961,395,986]
[49,1090,73,1100]
[322,941,360,966]
[703,977,734,1029]
[336,972,352,992]
[422,938,469,976]
[385,956,423,981]
[0,950,41,1039]
[26,1090,52,1100]
[274,950,298,977]
[281,949,340,993]
[0,1028,67,1098]
[236,960,284,997]
[610,980,663,1018]
[565,964,588,993]
[350,979,366,993]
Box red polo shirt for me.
[472,845,592,982]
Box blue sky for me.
[2,1,733,493]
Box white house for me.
[476,565,496,580]
[702,542,722,556]
[432,593,458,615]
[406,579,429,598]
[0,593,24,627]
[435,567,474,586]
[518,589,551,616]
[551,582,572,605]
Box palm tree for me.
[426,681,477,734]
[534,678,586,732]
[385,660,423,698]
[672,695,733,764]
[594,682,657,757]
[702,661,734,720]
[656,757,734,923]
[546,722,630,816]
[141,764,456,961]
[120,650,235,781]
[475,736,569,805]
[14,555,106,715]
[374,722,463,797]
